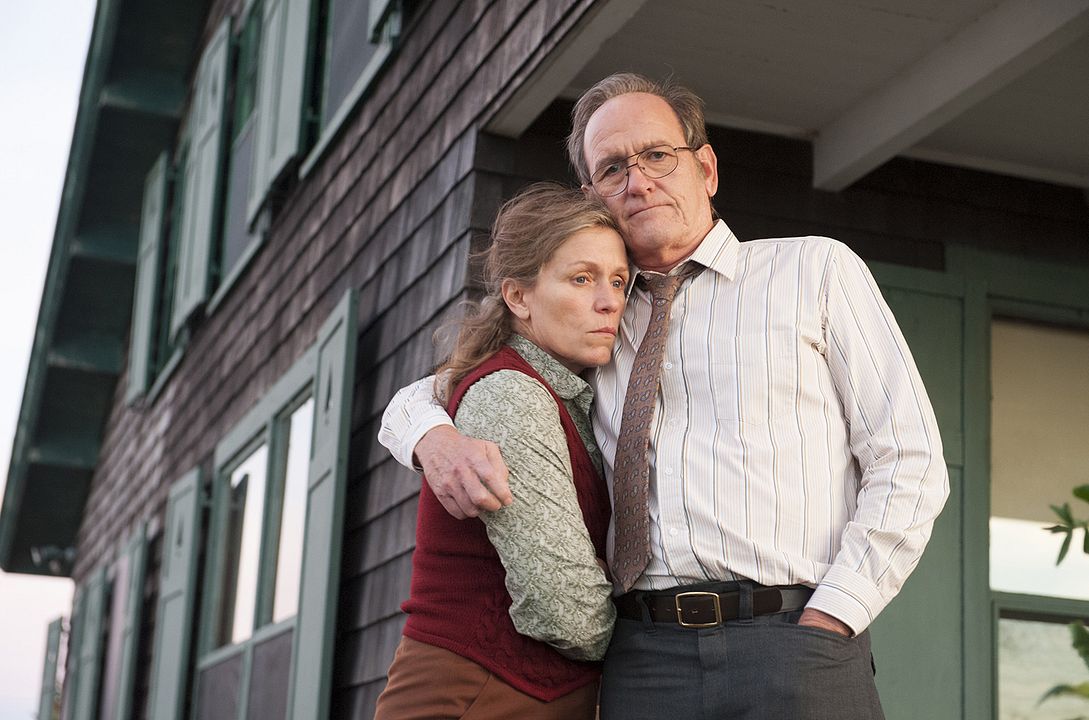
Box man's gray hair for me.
[566,73,710,185]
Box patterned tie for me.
[611,262,702,591]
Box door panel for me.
[869,286,964,720]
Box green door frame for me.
[961,245,1089,720]
[870,244,1089,720]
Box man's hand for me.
[414,425,512,519]
[797,608,853,637]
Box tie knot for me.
[637,262,702,302]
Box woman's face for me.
[505,226,629,373]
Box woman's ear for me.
[501,279,531,320]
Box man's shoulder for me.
[739,234,853,263]
[743,234,842,250]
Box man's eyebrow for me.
[594,142,672,169]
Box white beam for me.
[485,0,648,138]
[813,0,1089,191]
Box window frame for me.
[191,289,355,720]
[991,592,1089,719]
[298,0,402,178]
[127,148,189,405]
[986,297,1089,718]
[207,3,266,315]
[200,366,315,658]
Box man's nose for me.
[624,162,653,194]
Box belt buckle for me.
[674,591,722,628]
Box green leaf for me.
[1058,532,1073,564]
[1071,623,1089,669]
[1047,524,1071,534]
[1039,681,1089,704]
[1084,528,1089,556]
[1053,502,1075,525]
[1073,484,1089,504]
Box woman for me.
[374,183,629,719]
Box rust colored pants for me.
[374,636,599,720]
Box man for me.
[379,73,948,719]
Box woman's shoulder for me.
[454,369,561,440]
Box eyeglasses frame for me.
[589,144,697,197]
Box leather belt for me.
[614,584,814,628]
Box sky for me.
[0,3,97,720]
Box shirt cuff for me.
[399,410,456,471]
[806,565,888,635]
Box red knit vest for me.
[401,346,612,701]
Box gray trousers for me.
[599,592,885,720]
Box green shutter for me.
[38,618,64,720]
[62,589,84,720]
[368,0,397,41]
[71,568,108,720]
[287,290,356,720]
[147,470,203,720]
[111,525,147,720]
[248,0,313,225]
[127,152,169,402]
[172,19,231,338]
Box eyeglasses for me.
[590,145,696,197]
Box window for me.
[997,604,1089,720]
[213,6,263,299]
[300,0,402,171]
[128,0,403,400]
[211,396,312,648]
[126,150,187,402]
[152,289,357,720]
[37,618,65,720]
[990,318,1089,719]
[990,319,1089,600]
[62,568,106,720]
[174,21,230,336]
[100,528,147,720]
[57,527,147,720]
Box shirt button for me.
[664,467,674,475]
[663,362,673,370]
[669,528,679,537]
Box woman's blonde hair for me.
[435,182,619,401]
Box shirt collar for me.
[508,334,594,407]
[625,220,740,298]
[688,219,740,281]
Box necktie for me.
[611,262,702,591]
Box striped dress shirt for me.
[379,220,949,634]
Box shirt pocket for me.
[711,331,799,424]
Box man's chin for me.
[623,227,670,258]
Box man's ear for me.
[580,183,593,198]
[695,144,719,198]
[501,279,531,320]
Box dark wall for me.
[710,124,1089,269]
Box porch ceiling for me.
[508,0,1089,191]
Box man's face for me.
[582,92,718,273]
